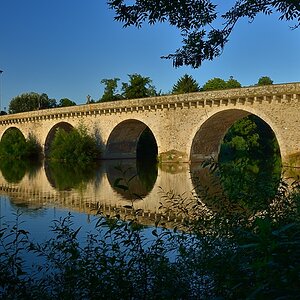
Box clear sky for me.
[0,0,300,111]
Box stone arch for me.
[105,119,158,159]
[44,122,74,156]
[189,108,282,162]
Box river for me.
[1,155,296,243]
[0,160,217,240]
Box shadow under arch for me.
[190,110,282,213]
[105,119,158,160]
[44,122,74,157]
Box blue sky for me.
[0,0,299,111]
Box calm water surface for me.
[0,158,289,242]
[0,160,207,242]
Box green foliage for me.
[171,74,200,94]
[202,76,242,91]
[257,76,274,86]
[108,1,300,67]
[58,98,76,107]
[122,73,157,99]
[0,129,42,160]
[9,92,57,114]
[226,75,242,89]
[49,124,100,164]
[219,115,282,210]
[202,77,227,91]
[100,78,122,102]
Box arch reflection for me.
[105,159,158,201]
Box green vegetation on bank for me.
[8,92,77,114]
[0,128,41,160]
[48,125,100,164]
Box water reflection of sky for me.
[0,196,99,243]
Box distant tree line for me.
[8,93,76,114]
[7,75,273,114]
[98,74,273,102]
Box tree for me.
[58,98,76,107]
[122,73,157,99]
[0,129,41,160]
[201,76,242,91]
[100,78,122,102]
[257,76,274,86]
[202,77,227,91]
[171,74,200,94]
[108,1,300,68]
[226,76,242,89]
[9,92,57,114]
[49,125,100,164]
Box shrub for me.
[0,129,41,160]
[49,125,100,164]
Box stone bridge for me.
[1,83,300,164]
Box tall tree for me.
[172,74,200,94]
[100,78,122,102]
[108,1,300,68]
[9,92,57,114]
[122,74,157,99]
[257,76,274,86]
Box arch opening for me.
[190,110,282,213]
[105,119,158,161]
[44,122,74,157]
[190,109,251,162]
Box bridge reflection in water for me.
[0,160,215,226]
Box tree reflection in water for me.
[0,159,41,184]
[45,161,101,191]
